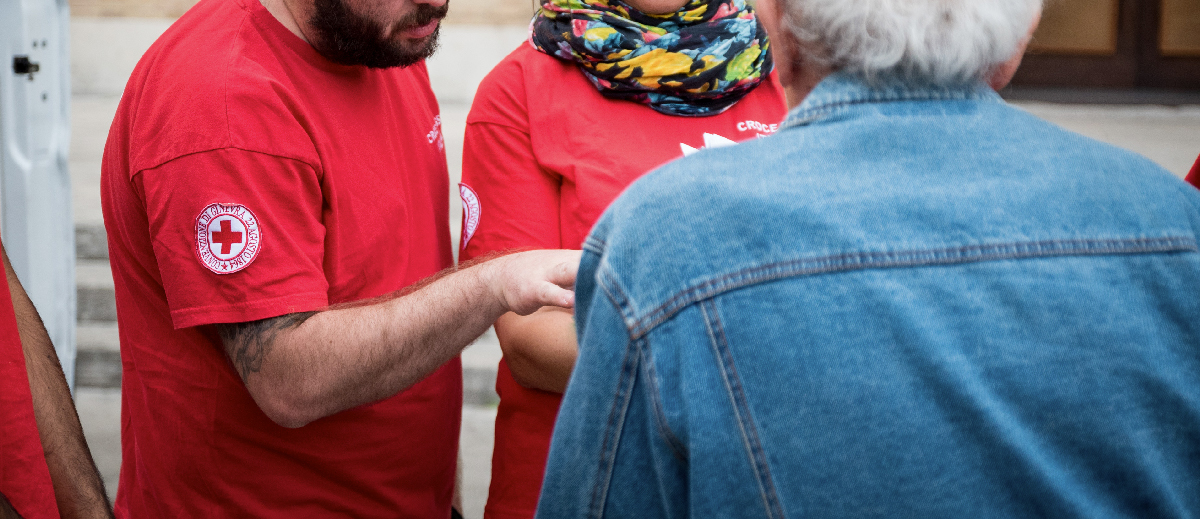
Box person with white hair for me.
[536,0,1200,516]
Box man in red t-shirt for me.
[0,242,111,519]
[1187,154,1199,189]
[100,0,579,516]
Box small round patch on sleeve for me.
[459,183,481,252]
[195,203,262,274]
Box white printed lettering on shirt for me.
[680,133,738,157]
[427,114,444,151]
[736,120,778,134]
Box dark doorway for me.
[1012,0,1200,90]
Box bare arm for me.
[3,247,113,519]
[216,249,580,428]
[494,308,577,394]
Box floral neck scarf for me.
[530,0,772,117]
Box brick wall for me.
[70,0,537,24]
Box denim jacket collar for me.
[781,71,1002,129]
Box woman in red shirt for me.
[460,1,786,517]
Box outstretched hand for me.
[483,250,581,316]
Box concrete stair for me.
[75,226,120,389]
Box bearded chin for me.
[308,0,444,69]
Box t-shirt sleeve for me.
[459,60,563,261]
[137,148,329,329]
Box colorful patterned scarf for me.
[530,0,772,116]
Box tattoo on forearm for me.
[217,312,317,383]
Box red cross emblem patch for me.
[195,203,262,274]
[459,183,480,251]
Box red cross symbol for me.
[210,219,243,255]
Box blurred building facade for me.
[70,0,1200,92]
[70,0,538,24]
[1016,0,1199,90]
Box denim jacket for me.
[537,73,1200,518]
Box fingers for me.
[540,282,575,310]
[498,250,583,315]
[545,252,581,289]
[510,282,575,316]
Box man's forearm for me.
[4,250,112,519]
[222,250,579,428]
[242,265,506,427]
[495,308,578,394]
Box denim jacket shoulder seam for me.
[607,258,690,462]
[597,261,643,335]
[585,333,643,519]
[583,235,606,255]
[626,236,1197,339]
[700,300,786,519]
[637,335,689,462]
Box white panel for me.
[0,0,78,389]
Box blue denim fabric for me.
[536,73,1200,518]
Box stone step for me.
[78,321,120,352]
[76,223,108,260]
[76,351,122,389]
[76,321,121,388]
[462,329,502,406]
[75,251,120,388]
[77,258,116,323]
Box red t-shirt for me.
[460,43,787,519]
[1187,154,1199,189]
[100,0,458,515]
[0,238,59,519]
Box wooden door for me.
[1013,0,1200,89]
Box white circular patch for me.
[195,203,262,274]
[459,183,481,251]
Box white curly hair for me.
[779,0,1043,84]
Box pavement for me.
[65,17,1200,518]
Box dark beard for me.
[308,0,448,69]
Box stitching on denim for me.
[630,237,1196,339]
[701,301,786,519]
[599,263,643,332]
[639,336,689,462]
[583,236,606,255]
[782,88,989,129]
[586,335,642,519]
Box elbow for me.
[502,347,561,393]
[505,354,542,391]
[248,378,325,429]
[507,367,537,391]
[498,341,538,389]
[260,402,312,429]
